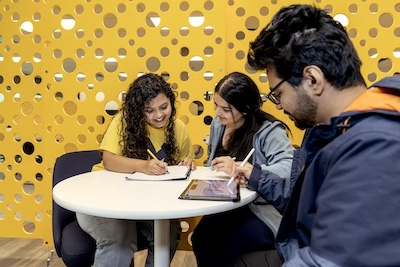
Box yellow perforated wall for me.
[0,0,399,247]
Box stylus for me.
[227,148,255,187]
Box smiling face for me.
[213,92,244,129]
[144,92,172,129]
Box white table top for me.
[53,166,258,220]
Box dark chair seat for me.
[60,220,96,267]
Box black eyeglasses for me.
[267,79,286,105]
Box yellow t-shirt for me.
[92,112,194,171]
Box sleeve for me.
[206,118,217,166]
[175,119,194,159]
[283,247,341,267]
[304,130,400,266]
[258,122,294,177]
[99,113,124,155]
[248,122,295,213]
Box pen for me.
[227,148,255,186]
[147,149,158,160]
[147,149,169,173]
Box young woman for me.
[77,73,195,267]
[192,72,294,267]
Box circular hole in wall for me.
[146,57,160,72]
[189,56,204,71]
[104,13,117,28]
[35,155,43,164]
[203,91,213,101]
[180,91,189,100]
[378,58,392,72]
[193,145,204,159]
[22,61,33,75]
[63,58,76,73]
[189,10,204,27]
[23,142,34,155]
[35,173,43,182]
[146,12,160,27]
[105,101,118,116]
[20,21,33,35]
[204,115,213,125]
[23,220,35,233]
[189,101,204,116]
[61,14,75,30]
[105,58,118,72]
[203,71,214,81]
[15,211,23,220]
[160,27,169,36]
[35,195,43,204]
[23,181,35,194]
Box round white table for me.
[53,166,258,267]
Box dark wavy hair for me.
[215,72,290,160]
[248,4,366,89]
[119,73,179,164]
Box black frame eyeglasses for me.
[267,79,286,105]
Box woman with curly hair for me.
[77,73,195,267]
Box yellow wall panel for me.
[1,0,399,247]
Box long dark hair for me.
[120,73,179,164]
[215,72,290,160]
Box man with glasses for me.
[231,4,400,267]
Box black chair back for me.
[52,150,101,266]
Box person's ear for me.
[303,65,324,96]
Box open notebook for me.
[125,165,192,181]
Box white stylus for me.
[227,147,255,187]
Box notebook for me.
[178,179,240,202]
[125,165,192,181]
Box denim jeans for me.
[76,213,181,267]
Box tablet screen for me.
[179,179,240,202]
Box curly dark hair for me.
[247,4,366,89]
[215,72,291,160]
[119,73,179,164]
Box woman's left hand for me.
[210,156,236,176]
[178,157,197,170]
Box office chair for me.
[52,150,150,267]
[52,150,101,267]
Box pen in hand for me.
[227,148,255,186]
[147,149,169,174]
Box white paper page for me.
[125,165,191,181]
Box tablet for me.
[179,179,240,202]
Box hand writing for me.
[231,162,253,186]
[146,159,168,175]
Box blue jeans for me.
[76,213,181,267]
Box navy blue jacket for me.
[277,76,400,267]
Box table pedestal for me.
[154,219,170,267]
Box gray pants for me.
[76,213,181,267]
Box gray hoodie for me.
[207,116,294,235]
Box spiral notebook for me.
[179,179,240,202]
